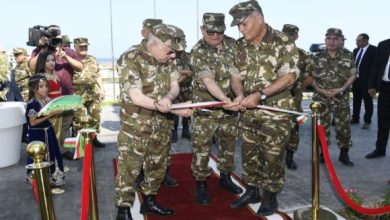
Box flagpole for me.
[109,0,116,100]
[154,0,156,18]
[196,0,199,40]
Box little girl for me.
[35,51,63,145]
[25,74,65,191]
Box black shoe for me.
[350,119,359,124]
[140,195,174,216]
[362,123,370,129]
[163,173,178,187]
[195,181,209,204]
[219,173,243,194]
[257,190,278,217]
[62,151,74,160]
[93,138,106,148]
[230,186,260,208]
[285,150,297,170]
[365,150,386,159]
[116,206,132,220]
[339,148,354,167]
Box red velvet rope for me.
[32,178,39,204]
[80,139,93,220]
[317,124,390,215]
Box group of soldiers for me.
[0,29,106,158]
[114,0,362,219]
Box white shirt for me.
[382,55,390,82]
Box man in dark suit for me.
[351,34,376,129]
[365,38,390,159]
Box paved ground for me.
[0,98,389,220]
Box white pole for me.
[154,0,156,18]
[196,0,199,40]
[109,0,116,100]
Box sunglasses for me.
[206,31,224,36]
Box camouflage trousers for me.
[115,115,172,207]
[73,99,101,134]
[286,93,303,151]
[313,94,352,148]
[239,111,292,192]
[191,111,238,181]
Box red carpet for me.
[146,153,267,220]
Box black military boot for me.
[181,117,191,140]
[93,138,106,148]
[257,190,278,217]
[171,118,178,143]
[163,167,178,187]
[219,173,243,194]
[339,148,354,167]
[195,181,209,204]
[230,186,260,208]
[116,206,132,220]
[285,150,297,170]
[140,194,174,216]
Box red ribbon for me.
[80,138,93,220]
[317,124,390,215]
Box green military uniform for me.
[312,49,355,149]
[190,34,239,181]
[115,24,182,208]
[0,51,9,101]
[234,24,299,192]
[13,48,31,102]
[72,38,102,134]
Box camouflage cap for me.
[151,24,184,51]
[170,25,187,49]
[202,13,226,32]
[13,47,27,56]
[62,35,72,45]
[229,0,263,26]
[326,28,343,37]
[143,18,163,29]
[74,37,90,46]
[282,24,299,35]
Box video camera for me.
[26,25,62,47]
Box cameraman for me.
[28,24,84,160]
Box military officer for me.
[229,0,300,216]
[311,28,356,167]
[282,24,315,170]
[115,23,192,220]
[190,12,244,205]
[72,37,106,148]
[12,47,32,102]
[62,35,72,48]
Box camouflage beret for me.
[202,13,226,32]
[326,28,343,37]
[151,24,184,51]
[62,35,72,45]
[229,0,263,26]
[282,24,299,35]
[143,18,163,29]
[74,37,90,46]
[13,47,27,56]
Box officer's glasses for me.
[206,31,224,36]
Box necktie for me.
[355,48,363,66]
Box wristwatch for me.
[259,90,267,105]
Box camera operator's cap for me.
[151,24,184,51]
[143,18,163,29]
[282,24,299,35]
[325,28,343,37]
[229,0,262,26]
[74,37,90,46]
[13,47,27,56]
[62,35,72,45]
[202,13,226,32]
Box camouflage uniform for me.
[312,49,355,149]
[13,48,32,102]
[0,51,9,101]
[234,24,299,192]
[72,38,102,134]
[190,23,239,181]
[115,24,182,208]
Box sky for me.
[1,0,389,59]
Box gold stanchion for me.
[26,141,56,220]
[294,102,337,220]
[81,115,99,220]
